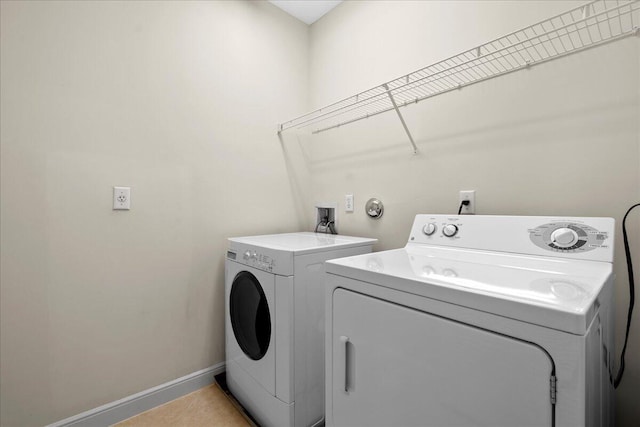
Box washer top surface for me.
[229,232,377,255]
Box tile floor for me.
[114,384,252,427]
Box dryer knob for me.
[422,223,437,236]
[443,224,458,237]
[550,227,578,248]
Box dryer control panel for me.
[528,222,609,253]
[407,214,614,262]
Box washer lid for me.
[229,232,377,255]
[326,245,612,335]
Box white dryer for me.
[325,215,615,427]
[225,232,376,427]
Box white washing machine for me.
[225,232,376,427]
[325,215,615,427]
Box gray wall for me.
[296,0,640,424]
[1,1,639,426]
[0,1,307,425]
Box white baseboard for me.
[47,362,225,427]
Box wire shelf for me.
[278,0,639,141]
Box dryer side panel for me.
[330,288,554,427]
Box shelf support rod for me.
[383,84,418,154]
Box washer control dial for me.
[243,250,251,261]
[550,228,578,248]
[443,224,458,237]
[422,223,437,236]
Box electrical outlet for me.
[459,190,475,214]
[113,187,131,210]
[345,194,354,212]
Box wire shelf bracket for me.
[277,0,640,154]
[383,83,418,154]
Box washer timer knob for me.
[422,223,437,236]
[550,227,578,248]
[243,250,251,261]
[443,224,459,237]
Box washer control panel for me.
[529,222,609,253]
[229,249,275,272]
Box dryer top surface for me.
[326,245,612,335]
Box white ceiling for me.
[269,0,343,25]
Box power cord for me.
[458,200,470,215]
[315,216,328,233]
[315,216,338,234]
[614,202,639,388]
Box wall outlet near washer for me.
[459,190,475,214]
[345,194,354,212]
[113,187,131,210]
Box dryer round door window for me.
[229,271,271,360]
